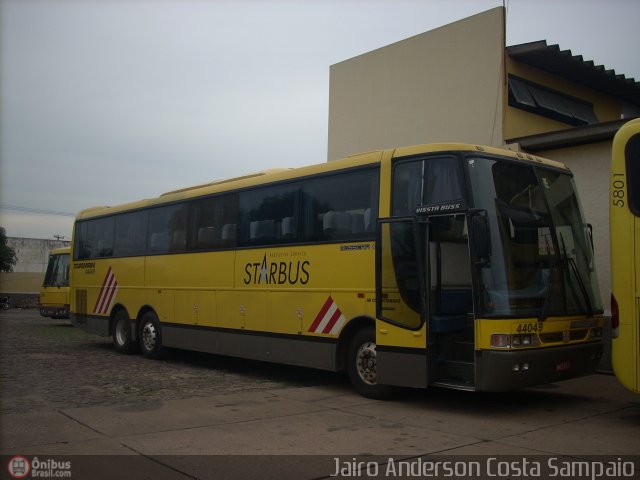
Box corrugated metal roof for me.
[507,40,640,106]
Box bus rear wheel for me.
[112,309,137,354]
[139,311,164,359]
[347,326,393,399]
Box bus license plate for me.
[556,361,572,372]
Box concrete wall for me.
[328,7,505,161]
[0,238,70,294]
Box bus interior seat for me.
[150,232,169,253]
[323,211,352,235]
[364,208,373,232]
[430,241,472,334]
[250,220,277,240]
[281,216,296,238]
[221,224,236,242]
[173,230,187,248]
[351,213,365,234]
[198,227,216,245]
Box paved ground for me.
[0,310,337,415]
[1,309,639,480]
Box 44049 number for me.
[516,322,544,333]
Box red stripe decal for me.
[97,271,115,314]
[309,296,333,332]
[322,307,343,334]
[101,277,118,314]
[93,267,112,313]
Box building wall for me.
[326,6,622,316]
[0,238,70,294]
[327,7,505,161]
[535,141,612,313]
[505,58,624,141]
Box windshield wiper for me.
[538,235,555,321]
[559,233,594,317]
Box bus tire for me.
[347,326,393,399]
[112,309,137,354]
[139,311,164,359]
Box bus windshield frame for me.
[466,155,603,319]
[43,252,70,288]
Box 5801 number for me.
[612,174,625,208]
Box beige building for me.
[327,7,640,313]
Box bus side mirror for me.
[470,211,491,266]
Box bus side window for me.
[626,134,640,215]
[148,204,188,254]
[302,168,378,242]
[114,211,148,257]
[238,185,298,246]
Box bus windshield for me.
[43,253,70,287]
[467,157,603,318]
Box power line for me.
[0,204,75,217]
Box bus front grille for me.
[539,329,588,344]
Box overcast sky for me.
[1,0,639,240]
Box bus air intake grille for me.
[539,329,588,344]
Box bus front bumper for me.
[39,305,70,319]
[476,341,603,391]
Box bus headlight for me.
[491,334,539,349]
[491,334,511,348]
[589,327,603,338]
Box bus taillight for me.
[610,293,620,339]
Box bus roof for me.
[75,143,567,221]
[50,246,70,255]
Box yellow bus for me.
[70,143,604,397]
[40,246,70,319]
[610,118,640,393]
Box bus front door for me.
[376,215,476,390]
[426,214,476,390]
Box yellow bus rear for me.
[70,144,603,397]
[40,247,70,319]
[610,118,640,393]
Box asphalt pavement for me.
[1,310,639,480]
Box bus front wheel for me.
[139,311,164,359]
[112,309,137,354]
[347,326,393,399]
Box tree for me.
[0,227,17,272]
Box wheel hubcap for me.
[115,319,128,345]
[356,341,377,385]
[142,322,157,351]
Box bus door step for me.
[442,360,475,384]
[454,341,475,362]
[432,379,476,391]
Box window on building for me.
[508,75,598,126]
